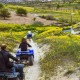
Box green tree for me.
[0,3,4,9]
[16,8,27,16]
[56,4,60,10]
[0,8,11,20]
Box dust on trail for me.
[24,39,44,80]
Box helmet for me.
[1,44,6,50]
[28,31,31,34]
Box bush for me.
[16,7,27,16]
[56,4,61,10]
[0,8,11,20]
[46,15,54,20]
[32,21,44,26]
[59,18,68,23]
[39,15,46,19]
[33,17,36,21]
[0,3,4,8]
[40,15,54,20]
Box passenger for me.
[19,38,32,51]
[0,44,24,80]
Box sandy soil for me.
[23,39,51,80]
[0,12,54,25]
[51,68,80,80]
[24,40,41,80]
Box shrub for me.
[0,3,4,8]
[46,15,54,20]
[39,15,46,19]
[0,8,11,20]
[40,15,54,20]
[16,7,27,16]
[33,17,36,21]
[32,21,44,26]
[56,4,61,10]
[59,18,68,23]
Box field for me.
[0,1,80,80]
[34,28,80,79]
[0,3,80,26]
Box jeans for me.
[12,63,24,77]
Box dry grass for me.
[0,11,54,25]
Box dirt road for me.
[23,40,44,80]
[12,39,80,80]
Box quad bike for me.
[0,66,25,80]
[27,34,32,42]
[16,49,34,66]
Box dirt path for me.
[12,38,80,80]
[23,39,44,80]
[13,39,43,80]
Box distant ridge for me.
[0,0,52,3]
[0,0,23,2]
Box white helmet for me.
[28,31,31,34]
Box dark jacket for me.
[0,51,6,71]
[19,42,31,51]
[27,34,32,38]
[0,50,18,71]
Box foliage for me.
[38,35,80,78]
[0,3,4,8]
[0,8,11,20]
[16,7,27,16]
[34,27,63,43]
[6,5,34,12]
[33,17,36,21]
[32,21,44,27]
[0,23,26,31]
[56,4,61,10]
[33,25,80,78]
[40,15,55,20]
[0,31,26,51]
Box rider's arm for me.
[19,43,21,48]
[27,43,32,47]
[8,53,18,62]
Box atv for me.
[16,49,34,66]
[0,67,25,80]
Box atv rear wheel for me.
[28,55,34,66]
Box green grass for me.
[0,23,58,51]
[34,28,80,78]
[0,31,26,51]
[1,4,79,27]
[40,35,80,77]
[0,2,80,79]
[6,4,34,12]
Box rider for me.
[0,44,24,80]
[19,38,32,51]
[27,31,33,41]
